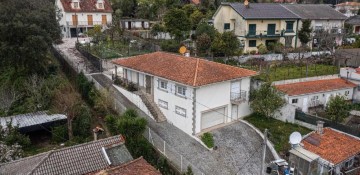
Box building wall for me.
[340,68,360,101]
[286,88,354,113]
[122,21,150,29]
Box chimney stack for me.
[316,121,324,135]
[244,0,250,8]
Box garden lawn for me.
[255,64,338,82]
[244,114,311,154]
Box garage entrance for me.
[201,106,226,130]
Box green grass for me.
[251,64,339,82]
[244,113,311,154]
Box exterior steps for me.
[137,91,167,123]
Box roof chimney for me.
[316,121,324,135]
[244,0,250,8]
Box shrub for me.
[257,44,268,54]
[51,125,68,143]
[160,40,180,53]
[201,132,214,148]
[250,50,256,55]
[126,82,138,92]
[73,105,92,138]
[105,114,118,135]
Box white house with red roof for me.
[275,78,356,113]
[340,67,360,101]
[112,52,257,135]
[56,0,113,38]
[289,123,360,175]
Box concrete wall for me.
[274,103,297,123]
[272,75,340,86]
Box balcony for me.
[66,21,109,27]
[231,90,247,104]
[245,30,286,38]
[308,100,323,108]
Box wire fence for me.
[143,126,205,175]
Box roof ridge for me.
[193,58,200,86]
[28,151,54,175]
[0,151,51,167]
[280,4,302,18]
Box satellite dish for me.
[179,46,187,54]
[289,132,302,145]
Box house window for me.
[73,2,79,8]
[175,106,186,117]
[249,40,256,47]
[311,96,318,101]
[345,90,350,96]
[292,99,298,104]
[98,3,104,9]
[286,21,294,32]
[224,23,230,30]
[176,85,186,97]
[345,158,354,168]
[158,79,168,91]
[158,99,168,109]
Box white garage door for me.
[201,107,226,130]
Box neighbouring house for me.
[0,135,135,175]
[112,52,257,136]
[335,2,360,17]
[213,2,300,53]
[282,4,347,48]
[275,78,356,113]
[289,123,360,175]
[340,67,360,101]
[336,49,360,67]
[120,19,150,30]
[0,111,67,133]
[91,157,161,175]
[56,0,113,38]
[346,15,360,34]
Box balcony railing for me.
[244,30,287,38]
[231,90,247,104]
[308,100,322,108]
[66,21,109,26]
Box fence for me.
[295,110,360,137]
[143,126,204,175]
[76,43,103,72]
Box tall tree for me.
[0,0,61,75]
[250,83,285,118]
[190,10,205,29]
[211,31,240,58]
[298,20,312,47]
[196,33,212,56]
[164,8,191,41]
[325,95,349,123]
[195,22,217,40]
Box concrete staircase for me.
[137,91,167,123]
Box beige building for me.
[213,2,300,52]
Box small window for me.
[73,2,79,8]
[98,3,103,9]
[292,99,298,104]
[158,80,167,91]
[176,85,186,97]
[286,21,294,32]
[158,99,168,109]
[175,106,186,117]
[224,23,230,30]
[345,90,350,96]
[249,40,256,47]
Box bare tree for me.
[0,87,19,116]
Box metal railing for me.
[66,21,108,26]
[243,30,287,38]
[308,100,322,107]
[230,90,247,103]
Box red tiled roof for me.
[94,157,161,175]
[336,2,360,6]
[60,0,113,13]
[112,52,257,87]
[275,78,356,96]
[191,0,200,5]
[302,128,360,165]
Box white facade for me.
[120,19,150,30]
[56,0,112,38]
[340,67,360,101]
[122,68,253,136]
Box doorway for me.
[231,104,238,120]
[145,75,151,94]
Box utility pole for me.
[260,129,268,175]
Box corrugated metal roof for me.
[0,111,67,129]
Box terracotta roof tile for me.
[275,78,356,96]
[93,157,161,175]
[302,128,360,165]
[60,0,113,13]
[112,52,257,87]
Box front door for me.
[87,15,93,25]
[248,24,256,36]
[356,26,360,34]
[72,15,78,26]
[128,21,131,29]
[102,15,107,25]
[145,75,151,94]
[267,24,276,35]
[231,104,238,120]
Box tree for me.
[250,83,285,118]
[164,8,191,40]
[111,0,137,17]
[0,87,19,116]
[196,33,212,56]
[0,122,30,163]
[195,22,217,40]
[298,20,312,47]
[116,109,147,140]
[87,25,105,44]
[325,95,349,123]
[190,10,205,29]
[0,0,61,75]
[150,23,166,39]
[211,31,240,58]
